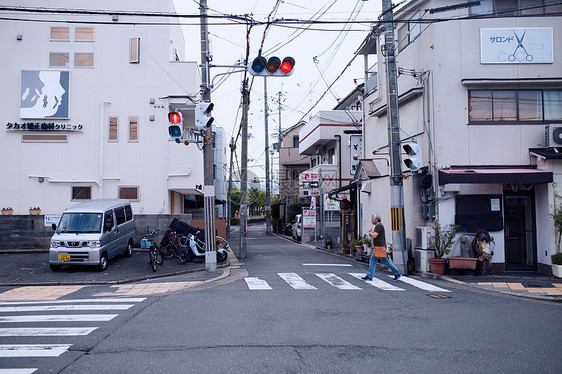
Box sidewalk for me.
[293,235,562,303]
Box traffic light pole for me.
[199,0,217,273]
[239,78,250,259]
[382,0,407,275]
[264,77,272,234]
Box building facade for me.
[0,1,225,219]
[359,0,562,273]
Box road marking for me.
[349,273,405,291]
[0,369,37,374]
[0,286,84,301]
[0,304,134,313]
[302,263,353,267]
[0,327,97,337]
[316,273,361,290]
[244,277,272,290]
[0,344,71,357]
[390,275,451,292]
[278,273,317,290]
[0,314,118,323]
[0,297,146,306]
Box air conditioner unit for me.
[545,125,562,147]
[416,226,434,250]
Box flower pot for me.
[552,264,562,278]
[29,209,41,215]
[1,209,13,215]
[326,244,332,250]
[448,257,478,270]
[428,258,447,275]
[355,245,364,255]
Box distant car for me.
[292,214,302,241]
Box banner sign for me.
[480,28,553,64]
[303,209,316,229]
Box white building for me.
[358,0,562,273]
[0,1,225,217]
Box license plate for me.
[58,254,71,261]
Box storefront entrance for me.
[503,188,537,271]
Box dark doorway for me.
[504,187,537,271]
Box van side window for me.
[114,207,126,226]
[104,211,114,232]
[124,205,133,221]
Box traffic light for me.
[195,102,214,131]
[168,111,183,139]
[249,55,295,76]
[403,142,423,171]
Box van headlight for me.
[50,240,61,248]
[88,241,102,248]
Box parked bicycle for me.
[160,230,189,264]
[141,229,164,272]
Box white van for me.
[49,199,135,271]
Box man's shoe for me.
[361,276,372,281]
[394,273,402,280]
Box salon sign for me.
[480,28,553,64]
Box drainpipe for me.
[335,135,342,189]
[99,100,111,198]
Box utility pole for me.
[199,0,217,273]
[264,78,272,234]
[382,0,407,275]
[226,137,235,240]
[239,78,250,258]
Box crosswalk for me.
[0,297,145,373]
[244,273,451,293]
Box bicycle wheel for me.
[153,244,164,265]
[178,246,189,264]
[161,244,174,259]
[149,250,157,272]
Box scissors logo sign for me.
[508,30,533,62]
[480,28,553,64]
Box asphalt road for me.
[1,225,561,373]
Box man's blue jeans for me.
[366,249,401,279]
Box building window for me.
[130,38,140,63]
[129,117,139,142]
[398,11,421,51]
[49,53,69,67]
[293,136,299,148]
[469,0,562,16]
[50,27,69,41]
[109,117,118,141]
[72,186,91,200]
[468,89,562,123]
[74,53,94,67]
[75,27,94,41]
[327,148,335,164]
[119,186,139,201]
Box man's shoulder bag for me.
[373,245,387,259]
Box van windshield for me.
[57,213,103,233]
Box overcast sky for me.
[173,0,382,181]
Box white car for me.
[291,214,302,241]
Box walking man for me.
[362,213,401,281]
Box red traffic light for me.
[280,57,295,74]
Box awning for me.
[439,167,553,185]
[328,181,357,198]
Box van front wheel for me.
[98,253,108,271]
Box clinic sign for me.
[480,28,553,64]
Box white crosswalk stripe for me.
[244,272,452,293]
[349,273,405,291]
[278,273,317,289]
[0,297,145,373]
[388,275,451,292]
[316,273,362,290]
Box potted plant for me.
[427,222,459,275]
[1,207,14,215]
[362,234,372,255]
[350,238,363,255]
[29,207,41,215]
[552,253,562,278]
[339,241,350,255]
[325,237,333,250]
